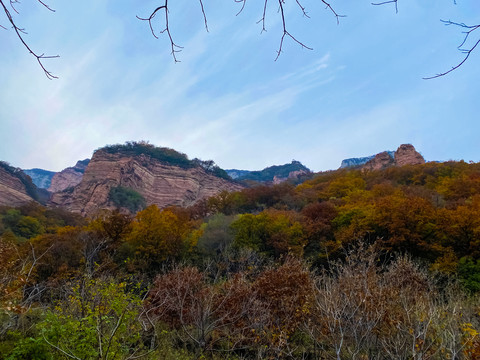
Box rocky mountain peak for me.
[362,151,394,171]
[394,144,425,167]
[362,144,425,171]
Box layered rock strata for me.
[0,165,36,206]
[50,150,243,216]
[48,159,90,193]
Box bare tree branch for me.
[423,20,480,79]
[0,0,58,79]
[371,0,398,14]
[255,0,269,33]
[275,0,313,60]
[235,0,247,17]
[198,0,208,32]
[372,0,479,79]
[138,0,208,62]
[321,0,345,24]
[137,3,183,63]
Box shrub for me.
[109,186,146,213]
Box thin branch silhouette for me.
[424,20,480,79]
[0,0,58,79]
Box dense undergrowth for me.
[1,160,480,359]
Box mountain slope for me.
[0,162,39,206]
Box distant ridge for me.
[340,152,395,169]
[23,168,56,189]
[227,160,311,183]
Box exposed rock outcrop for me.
[362,151,395,171]
[273,169,310,184]
[394,144,425,167]
[362,144,425,171]
[50,150,243,216]
[48,159,90,193]
[0,163,37,207]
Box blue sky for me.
[1,0,479,172]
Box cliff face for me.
[50,151,243,216]
[0,163,37,207]
[362,144,425,171]
[48,159,90,193]
[362,151,395,171]
[394,144,425,167]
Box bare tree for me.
[0,235,52,336]
[145,265,264,357]
[307,243,387,360]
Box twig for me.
[138,0,208,62]
[42,332,82,360]
[198,0,208,32]
[235,0,247,17]
[275,0,313,61]
[255,0,268,33]
[0,0,58,79]
[371,0,398,14]
[137,1,183,63]
[424,21,480,79]
[321,0,345,24]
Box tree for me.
[123,205,201,275]
[2,0,477,78]
[145,266,262,357]
[40,277,152,360]
[231,209,306,257]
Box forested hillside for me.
[1,160,480,359]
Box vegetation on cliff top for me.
[100,141,231,180]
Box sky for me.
[1,0,479,172]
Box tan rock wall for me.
[362,144,425,172]
[0,167,35,207]
[50,151,244,216]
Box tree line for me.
[1,160,480,358]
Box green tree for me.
[109,186,146,213]
[231,210,305,257]
[40,278,149,360]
